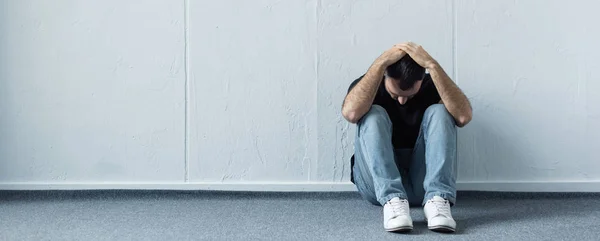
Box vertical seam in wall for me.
[452,0,459,177]
[452,0,458,83]
[311,0,321,182]
[183,0,190,182]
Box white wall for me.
[455,0,600,191]
[1,0,598,191]
[0,0,186,184]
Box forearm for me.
[428,63,473,127]
[342,62,386,123]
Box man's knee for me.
[358,105,391,127]
[424,104,455,126]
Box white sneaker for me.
[424,196,456,232]
[383,197,413,232]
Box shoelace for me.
[431,199,451,217]
[388,199,408,217]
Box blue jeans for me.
[352,104,457,206]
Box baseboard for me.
[0,181,599,192]
[456,180,600,192]
[0,182,358,192]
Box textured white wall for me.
[188,0,318,183]
[0,0,186,184]
[455,0,600,190]
[0,0,598,191]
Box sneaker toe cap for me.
[428,216,456,229]
[386,216,413,228]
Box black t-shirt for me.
[348,74,441,183]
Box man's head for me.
[384,55,425,105]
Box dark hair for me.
[385,55,425,90]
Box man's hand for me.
[375,45,407,67]
[397,42,438,69]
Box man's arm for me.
[341,64,385,123]
[397,42,472,127]
[342,46,406,123]
[428,63,473,127]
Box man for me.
[341,42,472,233]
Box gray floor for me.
[1,191,599,241]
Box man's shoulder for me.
[416,73,441,103]
[423,73,433,83]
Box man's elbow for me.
[342,109,361,124]
[455,110,473,127]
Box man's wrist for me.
[425,60,441,71]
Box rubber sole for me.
[425,217,456,233]
[385,226,413,233]
[428,225,455,233]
